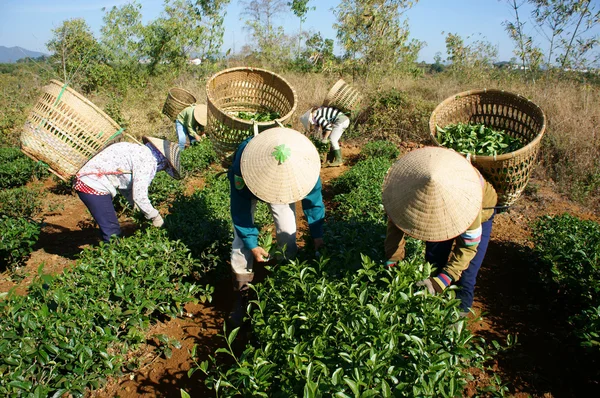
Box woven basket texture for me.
[20,80,123,181]
[205,67,297,167]
[162,87,197,120]
[429,89,546,206]
[323,79,363,114]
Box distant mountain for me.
[0,46,47,63]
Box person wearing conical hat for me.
[175,104,207,150]
[228,127,325,326]
[299,105,349,167]
[74,137,181,242]
[382,147,498,315]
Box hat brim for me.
[382,147,483,241]
[193,104,207,127]
[143,136,182,180]
[240,127,321,204]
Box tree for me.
[46,18,111,92]
[239,0,292,65]
[444,32,498,70]
[333,0,423,76]
[101,1,144,63]
[531,0,600,68]
[502,0,543,72]
[140,0,230,73]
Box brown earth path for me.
[1,144,599,397]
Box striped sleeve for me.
[314,107,341,131]
[460,225,483,246]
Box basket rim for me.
[205,66,298,127]
[168,87,197,102]
[429,88,547,162]
[47,79,121,130]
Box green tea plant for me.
[236,110,280,122]
[193,255,487,397]
[0,215,41,269]
[149,170,184,205]
[331,157,393,223]
[0,186,45,219]
[531,214,600,349]
[0,147,49,189]
[360,140,400,160]
[166,172,271,278]
[436,123,523,157]
[180,138,217,176]
[0,228,212,396]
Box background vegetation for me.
[2,0,599,209]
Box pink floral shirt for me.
[77,142,159,220]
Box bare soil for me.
[2,144,599,397]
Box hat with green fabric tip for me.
[240,127,321,204]
[382,146,483,241]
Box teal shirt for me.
[228,138,325,250]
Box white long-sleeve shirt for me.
[77,142,159,220]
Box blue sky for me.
[0,0,556,63]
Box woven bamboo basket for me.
[206,67,297,167]
[20,80,124,181]
[429,89,546,206]
[162,87,196,120]
[323,79,363,114]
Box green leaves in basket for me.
[436,122,523,157]
[272,144,291,164]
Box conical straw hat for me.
[382,147,483,241]
[240,127,321,204]
[193,103,207,127]
[142,136,182,180]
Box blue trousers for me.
[77,192,121,242]
[175,121,197,151]
[425,212,495,311]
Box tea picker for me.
[175,104,207,150]
[300,105,349,167]
[228,127,325,326]
[74,137,181,242]
[382,147,498,316]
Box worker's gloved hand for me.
[251,246,270,262]
[151,214,164,228]
[416,278,437,295]
[385,260,398,268]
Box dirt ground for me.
[1,144,599,397]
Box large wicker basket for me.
[323,79,363,114]
[205,67,297,167]
[162,87,197,120]
[429,89,546,206]
[20,80,124,181]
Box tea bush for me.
[180,139,217,176]
[360,140,400,160]
[0,147,48,189]
[149,170,184,205]
[331,157,393,223]
[531,214,600,348]
[166,173,271,278]
[0,215,41,270]
[195,255,486,397]
[0,186,45,219]
[0,228,212,396]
